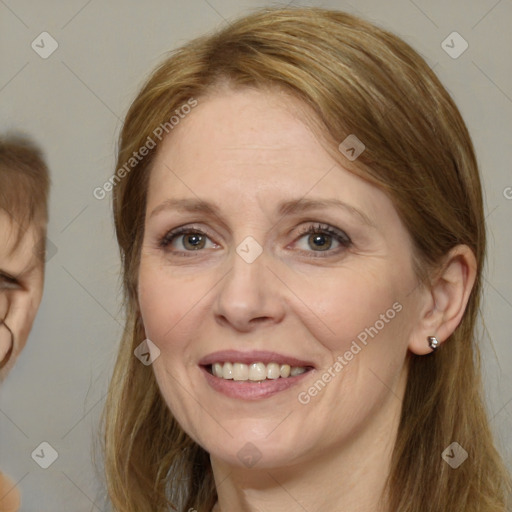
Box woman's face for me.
[0,215,44,380]
[138,87,426,469]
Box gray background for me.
[0,0,511,510]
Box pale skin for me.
[0,213,44,382]
[137,87,477,511]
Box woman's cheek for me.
[138,270,169,341]
[292,277,396,350]
[138,269,196,350]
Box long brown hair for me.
[102,6,512,511]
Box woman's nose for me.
[212,240,286,333]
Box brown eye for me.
[159,226,218,253]
[307,233,333,251]
[182,233,207,250]
[294,223,352,256]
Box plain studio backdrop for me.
[0,0,511,510]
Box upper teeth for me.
[211,362,307,381]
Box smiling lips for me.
[199,350,314,388]
[211,361,307,381]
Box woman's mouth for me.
[198,350,315,399]
[198,351,315,400]
[208,361,309,381]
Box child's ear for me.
[407,245,477,355]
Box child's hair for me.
[0,133,50,252]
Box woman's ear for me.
[408,245,477,355]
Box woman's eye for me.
[159,228,217,252]
[158,223,351,257]
[293,224,352,255]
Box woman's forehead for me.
[142,88,415,254]
[160,88,319,157]
[148,90,353,198]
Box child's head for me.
[0,134,49,380]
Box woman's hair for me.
[102,6,512,511]
[0,133,50,252]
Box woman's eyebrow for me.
[278,198,376,228]
[149,198,220,219]
[149,197,376,228]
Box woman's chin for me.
[205,435,309,471]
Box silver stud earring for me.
[427,336,439,351]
